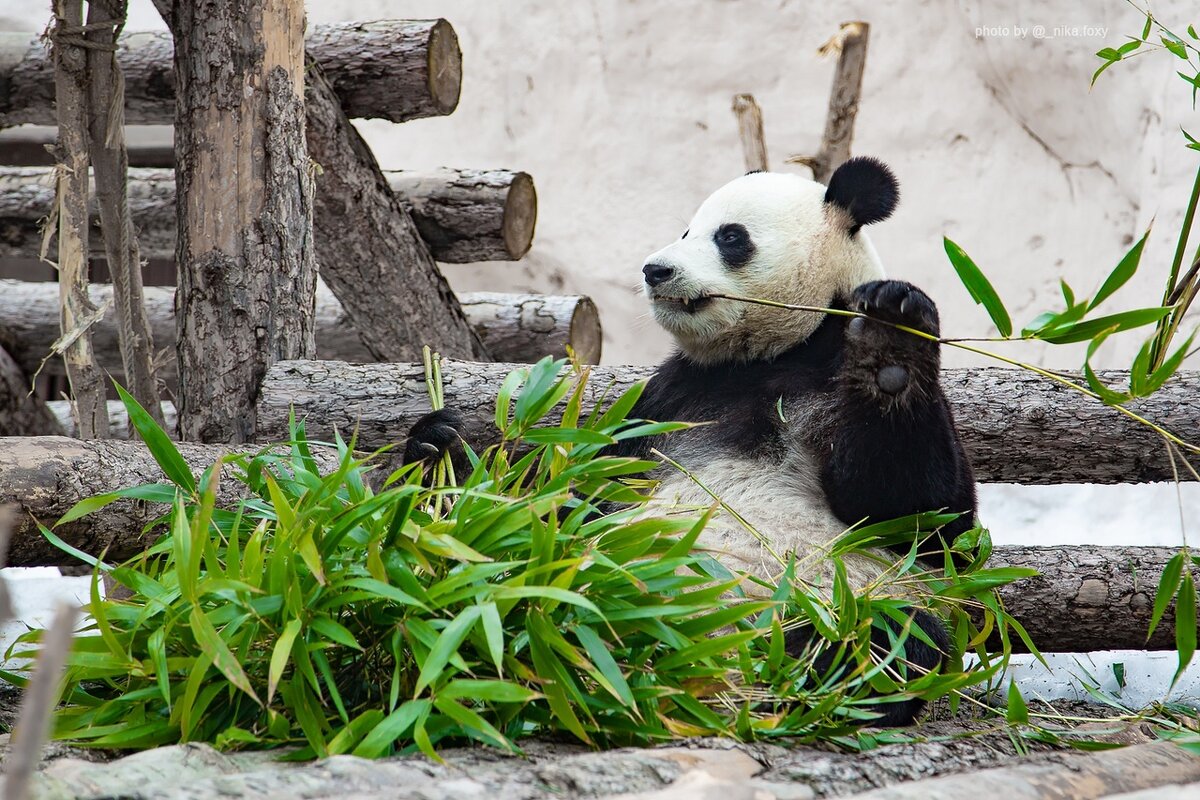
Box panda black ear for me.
[824,156,899,234]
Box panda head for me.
[642,157,899,364]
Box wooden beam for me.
[255,359,1200,485]
[0,166,537,264]
[0,20,461,126]
[0,280,603,378]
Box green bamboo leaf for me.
[944,237,1011,336]
[414,605,482,697]
[527,633,591,744]
[573,624,635,708]
[494,368,526,434]
[1144,330,1197,394]
[1089,228,1150,311]
[433,696,517,752]
[268,618,302,704]
[490,585,601,615]
[115,382,196,493]
[1039,306,1173,344]
[519,427,616,445]
[440,679,540,704]
[1172,570,1196,687]
[1006,680,1029,725]
[1085,361,1133,406]
[1148,552,1185,640]
[310,617,362,650]
[1162,35,1188,59]
[352,699,430,758]
[189,607,260,704]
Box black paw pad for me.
[849,280,940,336]
[876,365,909,394]
[404,408,464,465]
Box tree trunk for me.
[0,343,63,436]
[0,19,461,126]
[787,21,869,183]
[304,61,488,362]
[51,0,109,440]
[169,0,317,443]
[255,360,1200,485]
[84,0,162,426]
[0,280,601,377]
[0,166,537,264]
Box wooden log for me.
[731,94,769,172]
[787,21,870,184]
[0,20,461,127]
[0,280,601,378]
[992,545,1184,652]
[389,169,537,262]
[168,0,317,443]
[0,436,1189,654]
[0,126,173,167]
[0,166,537,264]
[0,436,339,567]
[0,342,62,436]
[255,360,1200,485]
[839,741,1200,800]
[303,60,488,362]
[47,399,176,439]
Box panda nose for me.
[642,263,675,287]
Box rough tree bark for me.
[51,0,108,440]
[990,545,1186,652]
[255,360,1200,485]
[788,21,869,183]
[0,19,461,126]
[0,343,63,436]
[0,280,601,376]
[731,94,769,173]
[0,166,538,263]
[304,61,488,362]
[167,0,317,443]
[84,0,162,425]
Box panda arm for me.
[819,281,977,556]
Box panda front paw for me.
[403,408,466,466]
[848,280,940,337]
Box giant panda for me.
[405,156,977,725]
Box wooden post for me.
[84,0,162,425]
[165,0,317,443]
[731,94,769,172]
[51,0,109,439]
[787,22,870,184]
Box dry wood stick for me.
[84,0,162,426]
[51,0,109,439]
[731,94,769,172]
[788,21,870,184]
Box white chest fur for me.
[647,444,890,597]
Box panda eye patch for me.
[714,223,755,268]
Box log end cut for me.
[503,171,537,260]
[568,296,602,364]
[427,19,462,117]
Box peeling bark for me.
[0,20,461,126]
[170,0,317,443]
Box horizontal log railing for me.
[0,19,461,127]
[0,281,601,372]
[0,166,536,264]
[254,359,1200,485]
